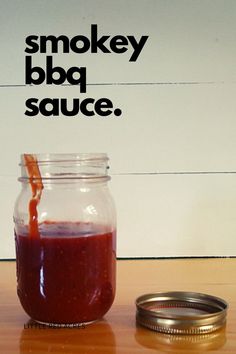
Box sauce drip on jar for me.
[23,154,43,238]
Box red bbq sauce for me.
[16,222,116,324]
[15,155,116,324]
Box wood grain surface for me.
[0,259,235,353]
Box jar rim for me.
[19,153,109,166]
[19,153,110,181]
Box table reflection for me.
[135,324,226,353]
[20,319,116,353]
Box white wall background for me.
[0,0,235,258]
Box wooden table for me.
[0,259,235,353]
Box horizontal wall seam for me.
[1,81,236,88]
[1,171,236,178]
[113,171,236,175]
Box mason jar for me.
[14,153,116,326]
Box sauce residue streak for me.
[23,154,43,238]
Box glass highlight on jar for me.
[14,153,116,326]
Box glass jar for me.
[14,153,116,326]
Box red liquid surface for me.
[15,222,116,324]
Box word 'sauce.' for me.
[25,24,148,117]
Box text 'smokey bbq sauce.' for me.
[14,154,116,326]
